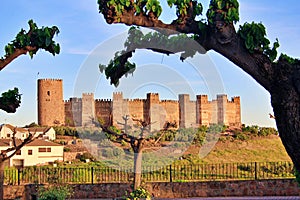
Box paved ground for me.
[74,197,300,200]
[157,197,300,200]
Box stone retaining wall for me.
[4,179,300,200]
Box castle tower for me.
[232,96,241,126]
[38,79,64,126]
[179,94,196,128]
[112,92,125,128]
[82,93,95,126]
[217,94,228,125]
[146,93,161,131]
[196,95,210,126]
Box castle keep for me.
[38,79,241,129]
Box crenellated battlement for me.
[128,99,145,102]
[161,100,179,103]
[38,78,241,128]
[38,78,62,82]
[95,99,112,102]
[113,92,123,100]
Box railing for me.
[4,161,295,185]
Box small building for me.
[0,124,56,140]
[0,139,64,167]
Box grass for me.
[197,135,291,163]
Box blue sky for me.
[0,0,299,128]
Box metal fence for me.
[4,161,295,185]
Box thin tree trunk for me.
[133,149,143,190]
[0,161,5,200]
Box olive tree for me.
[97,0,300,174]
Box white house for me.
[0,124,56,140]
[0,139,64,167]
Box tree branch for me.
[0,19,60,71]
[0,46,37,71]
[0,128,35,162]
[99,1,204,35]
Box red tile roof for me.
[0,139,62,147]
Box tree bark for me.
[270,61,300,172]
[133,148,143,190]
[0,161,4,200]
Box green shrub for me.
[126,187,151,200]
[234,132,249,141]
[77,152,95,162]
[63,147,71,152]
[38,185,72,200]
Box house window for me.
[38,147,51,152]
[7,134,10,137]
[28,150,32,155]
[16,150,21,155]
[47,91,51,96]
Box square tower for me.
[38,79,64,126]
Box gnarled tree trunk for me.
[270,61,300,172]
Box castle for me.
[37,79,241,130]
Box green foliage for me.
[63,147,71,152]
[100,27,198,86]
[279,53,300,65]
[38,185,72,200]
[24,122,39,128]
[167,0,203,18]
[258,127,278,137]
[77,152,95,162]
[99,51,136,86]
[98,0,162,19]
[238,22,280,62]
[233,131,249,141]
[53,126,79,136]
[126,187,151,200]
[241,125,278,137]
[0,87,21,113]
[207,124,226,133]
[3,19,60,59]
[207,0,239,24]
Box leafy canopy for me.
[98,0,299,85]
[2,19,60,60]
[0,88,21,113]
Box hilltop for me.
[194,135,291,164]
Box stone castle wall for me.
[37,79,241,128]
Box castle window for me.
[47,91,51,96]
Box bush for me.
[126,187,151,200]
[63,147,71,152]
[77,152,95,162]
[234,132,249,141]
[38,185,72,200]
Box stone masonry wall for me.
[5,179,300,200]
[38,79,241,128]
[38,79,64,126]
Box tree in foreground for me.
[0,20,60,199]
[97,0,300,175]
[94,117,179,190]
